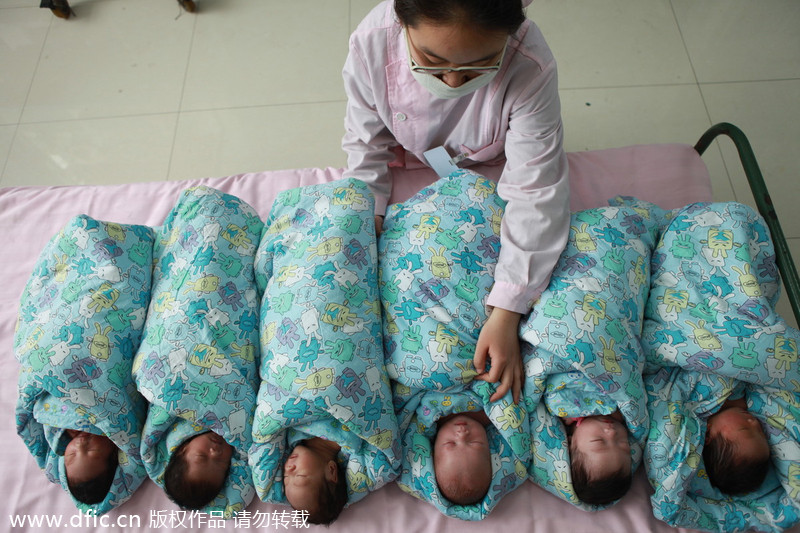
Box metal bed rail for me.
[694,122,800,325]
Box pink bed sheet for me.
[1,144,726,533]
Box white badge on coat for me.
[424,146,468,178]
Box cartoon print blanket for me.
[379,172,531,520]
[642,201,800,532]
[249,179,400,505]
[645,367,800,533]
[14,215,152,515]
[519,198,662,510]
[643,201,799,387]
[133,186,262,517]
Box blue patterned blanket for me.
[15,215,152,515]
[379,172,531,520]
[520,198,662,510]
[642,202,800,532]
[133,187,262,518]
[249,179,401,505]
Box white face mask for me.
[405,28,504,100]
[410,68,499,99]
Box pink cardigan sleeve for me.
[488,51,570,314]
[341,29,397,216]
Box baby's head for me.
[433,414,492,505]
[704,405,771,495]
[567,414,632,505]
[164,431,234,509]
[283,440,347,525]
[64,430,118,504]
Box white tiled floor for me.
[1,0,798,326]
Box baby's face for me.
[283,444,334,511]
[183,432,234,487]
[707,406,770,460]
[64,430,116,484]
[570,415,631,477]
[434,415,491,488]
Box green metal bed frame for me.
[694,122,800,325]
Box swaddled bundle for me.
[643,202,800,533]
[250,179,400,509]
[380,171,532,520]
[134,186,262,518]
[15,215,153,514]
[645,366,800,532]
[520,197,663,510]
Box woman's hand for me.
[473,307,523,403]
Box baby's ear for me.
[325,460,338,483]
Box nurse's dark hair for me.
[395,0,525,35]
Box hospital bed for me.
[1,123,797,532]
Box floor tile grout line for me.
[668,0,735,205]
[9,99,350,128]
[694,77,800,85]
[559,77,800,93]
[166,9,199,182]
[0,125,19,188]
[560,81,698,92]
[0,6,54,187]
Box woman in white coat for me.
[342,0,570,404]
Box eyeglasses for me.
[405,30,506,76]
